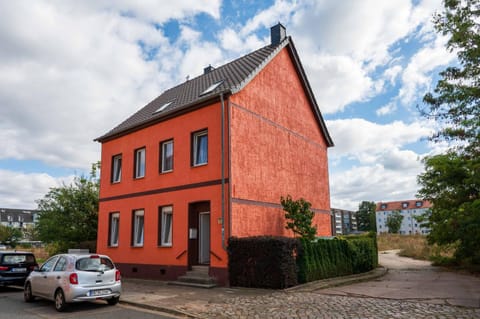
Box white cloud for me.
[327,118,432,163]
[399,34,455,105]
[330,163,422,211]
[0,170,73,209]
[384,65,403,86]
[376,102,397,116]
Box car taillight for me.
[69,273,79,285]
[0,266,8,271]
[90,255,100,259]
[115,270,121,281]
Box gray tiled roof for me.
[96,37,333,146]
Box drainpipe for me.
[220,93,226,250]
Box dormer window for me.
[153,101,174,114]
[380,204,387,210]
[402,202,409,209]
[415,201,423,207]
[199,80,224,96]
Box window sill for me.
[192,162,208,168]
[158,244,172,248]
[160,170,173,174]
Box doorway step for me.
[169,265,217,288]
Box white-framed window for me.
[134,148,146,178]
[159,206,173,247]
[109,212,120,247]
[192,130,208,166]
[132,210,144,247]
[160,140,173,173]
[111,154,122,183]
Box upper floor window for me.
[109,212,120,247]
[134,147,146,178]
[192,130,208,166]
[159,206,173,247]
[111,154,122,183]
[132,209,144,247]
[160,140,173,173]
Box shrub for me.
[297,233,378,283]
[228,236,298,289]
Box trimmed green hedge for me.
[297,233,378,283]
[228,233,378,288]
[228,236,298,289]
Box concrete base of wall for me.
[117,263,229,286]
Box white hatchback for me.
[24,253,121,312]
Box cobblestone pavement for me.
[198,292,480,319]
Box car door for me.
[31,256,58,298]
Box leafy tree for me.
[36,163,100,254]
[386,210,404,234]
[281,195,317,241]
[0,225,23,247]
[356,201,377,231]
[417,0,480,264]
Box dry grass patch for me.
[377,234,454,262]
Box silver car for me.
[24,253,121,312]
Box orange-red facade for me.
[97,46,332,285]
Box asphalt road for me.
[0,286,178,319]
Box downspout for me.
[220,93,226,250]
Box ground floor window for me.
[132,209,144,247]
[109,212,120,247]
[159,206,173,247]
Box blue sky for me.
[0,0,454,210]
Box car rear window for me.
[2,254,35,264]
[76,256,114,272]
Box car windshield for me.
[76,256,114,272]
[2,254,34,264]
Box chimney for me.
[270,22,286,46]
[204,65,214,74]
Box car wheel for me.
[107,296,119,305]
[54,289,68,312]
[24,283,35,302]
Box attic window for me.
[415,201,423,207]
[402,202,409,209]
[153,101,174,114]
[380,204,387,210]
[199,80,224,96]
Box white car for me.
[24,253,121,312]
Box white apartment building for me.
[376,200,432,235]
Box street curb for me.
[120,299,199,318]
[285,266,388,293]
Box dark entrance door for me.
[188,201,210,267]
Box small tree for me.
[386,210,404,234]
[36,162,100,254]
[0,225,23,247]
[356,201,377,231]
[280,195,317,241]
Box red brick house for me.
[95,23,334,286]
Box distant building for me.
[0,208,38,230]
[376,200,432,235]
[331,208,357,235]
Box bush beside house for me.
[228,233,378,288]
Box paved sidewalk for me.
[120,267,387,318]
[119,252,480,318]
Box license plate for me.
[89,289,111,296]
[11,268,26,272]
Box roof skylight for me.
[153,101,174,114]
[199,80,224,96]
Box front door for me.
[188,202,211,267]
[198,212,210,264]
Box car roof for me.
[0,251,34,254]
